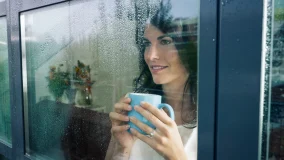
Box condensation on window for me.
[0,17,11,146]
[20,0,199,159]
[260,0,284,159]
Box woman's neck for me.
[163,85,190,126]
[162,74,189,112]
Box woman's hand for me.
[129,102,187,160]
[109,97,136,157]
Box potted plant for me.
[73,60,95,106]
[46,64,70,102]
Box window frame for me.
[215,1,263,160]
[198,0,218,159]
[3,1,70,159]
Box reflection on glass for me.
[21,0,198,159]
[0,17,11,145]
[261,0,284,159]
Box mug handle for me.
[158,103,175,120]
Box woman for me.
[106,1,197,159]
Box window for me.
[0,17,11,145]
[20,0,199,159]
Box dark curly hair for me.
[133,0,198,128]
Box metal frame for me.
[198,0,218,160]
[215,0,263,160]
[0,0,219,159]
[5,1,69,159]
[259,0,273,159]
[0,142,11,159]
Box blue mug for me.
[128,93,175,135]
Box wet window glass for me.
[0,17,11,145]
[261,0,284,159]
[21,0,198,159]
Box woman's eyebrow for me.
[157,34,171,40]
[142,37,150,41]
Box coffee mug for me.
[127,93,175,135]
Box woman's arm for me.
[106,96,135,160]
[105,136,132,160]
[105,136,115,160]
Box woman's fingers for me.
[114,102,132,112]
[129,117,166,145]
[130,128,162,152]
[111,125,130,133]
[129,117,159,138]
[118,97,131,105]
[133,105,166,131]
[110,112,130,122]
[140,102,174,126]
[110,97,132,128]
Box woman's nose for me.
[147,45,159,61]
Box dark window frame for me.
[215,1,263,160]
[3,1,70,159]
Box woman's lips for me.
[150,65,168,73]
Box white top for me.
[129,126,197,160]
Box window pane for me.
[261,0,284,159]
[0,17,11,145]
[21,0,199,159]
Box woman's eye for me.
[160,39,172,45]
[143,41,151,47]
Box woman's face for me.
[143,24,188,85]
